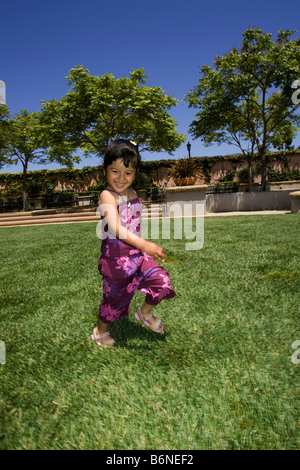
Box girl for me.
[92,139,176,347]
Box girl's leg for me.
[140,302,152,317]
[135,255,176,333]
[139,302,160,326]
[97,318,109,334]
[94,272,136,346]
[92,320,115,347]
[136,301,164,333]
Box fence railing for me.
[205,183,238,194]
[0,193,100,212]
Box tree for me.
[184,27,300,190]
[0,104,10,169]
[0,109,80,210]
[40,66,185,159]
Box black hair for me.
[103,139,141,171]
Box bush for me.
[27,180,44,196]
[267,169,300,181]
[218,170,236,182]
[237,166,256,183]
[132,171,153,189]
[168,157,204,179]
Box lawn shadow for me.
[110,317,205,370]
[109,316,167,349]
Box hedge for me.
[0,149,299,197]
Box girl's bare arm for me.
[99,191,166,262]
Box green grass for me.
[0,214,299,450]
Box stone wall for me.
[154,153,300,187]
[0,151,299,195]
[205,191,294,212]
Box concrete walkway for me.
[205,210,290,217]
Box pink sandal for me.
[134,307,164,334]
[91,328,115,347]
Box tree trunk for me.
[22,161,28,211]
[260,150,267,191]
[247,156,253,192]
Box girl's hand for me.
[143,241,167,263]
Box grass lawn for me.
[0,214,299,450]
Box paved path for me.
[205,210,290,216]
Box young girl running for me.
[92,139,176,347]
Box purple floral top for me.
[100,196,144,258]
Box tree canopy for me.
[0,108,80,210]
[1,67,185,209]
[41,67,185,160]
[184,27,300,190]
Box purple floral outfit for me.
[98,191,176,324]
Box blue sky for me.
[1,0,299,173]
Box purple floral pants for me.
[98,252,176,324]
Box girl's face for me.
[105,158,136,195]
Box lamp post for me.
[187,141,191,158]
[186,142,191,178]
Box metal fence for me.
[205,183,238,194]
[0,193,100,212]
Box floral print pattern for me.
[100,197,144,258]
[98,196,176,324]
